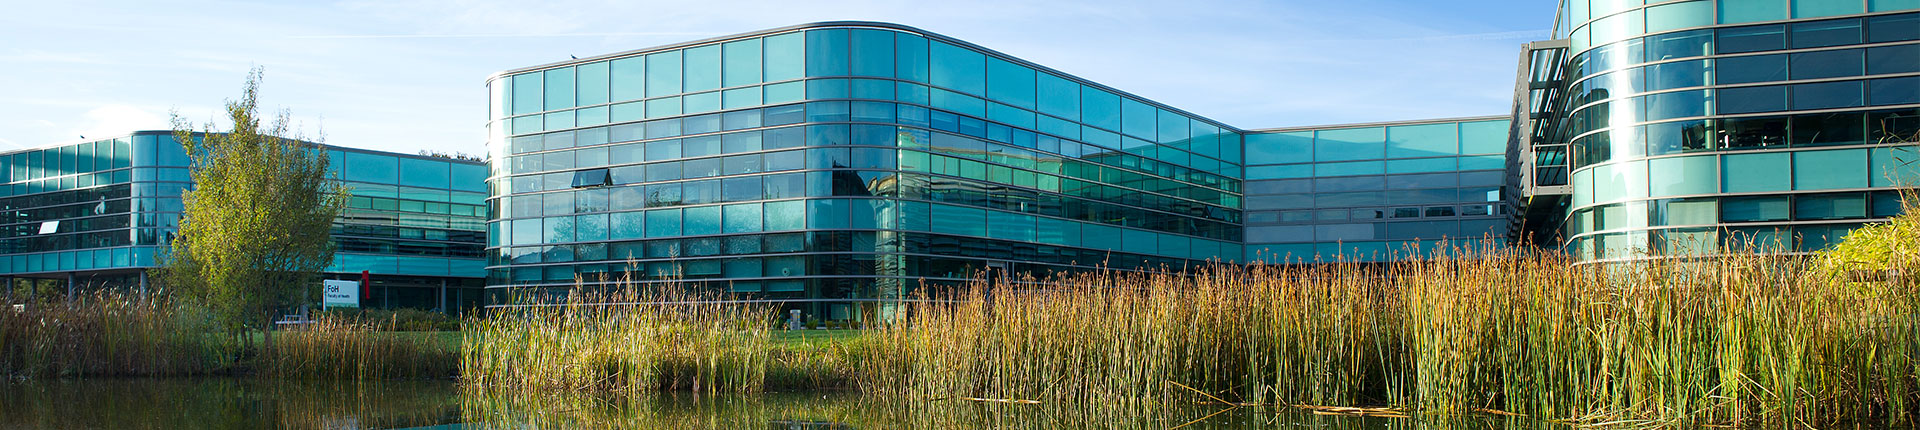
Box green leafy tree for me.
[163,68,345,348]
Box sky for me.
[0,0,1557,156]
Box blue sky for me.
[0,0,1556,156]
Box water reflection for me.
[1,379,1532,429]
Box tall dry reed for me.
[865,240,1920,427]
[257,314,459,379]
[462,282,775,395]
[0,292,231,377]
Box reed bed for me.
[462,282,776,395]
[0,292,231,377]
[256,314,460,379]
[865,241,1920,427]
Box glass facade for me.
[0,131,489,314]
[1242,118,1518,263]
[1535,1,1920,260]
[486,23,1246,318]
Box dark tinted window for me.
[1867,14,1920,43]
[1645,29,1712,61]
[1788,49,1862,80]
[1790,81,1863,110]
[1718,86,1788,114]
[1717,54,1787,85]
[1789,18,1861,49]
[1717,25,1785,54]
[1867,45,1920,76]
[1868,77,1920,106]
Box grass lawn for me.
[771,329,865,348]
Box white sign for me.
[323,280,360,309]
[38,221,58,235]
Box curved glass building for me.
[1,131,490,313]
[485,22,1246,319]
[1518,0,1920,261]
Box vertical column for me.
[439,279,448,314]
[66,273,75,305]
[138,271,149,300]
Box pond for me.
[0,379,1524,429]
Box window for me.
[1723,152,1791,193]
[1791,112,1866,146]
[985,57,1035,109]
[1788,18,1861,48]
[1788,49,1862,80]
[1716,54,1786,85]
[806,29,848,77]
[1655,198,1718,225]
[1794,193,1867,220]
[1721,195,1790,222]
[611,57,645,102]
[1868,45,1920,76]
[570,169,609,188]
[1716,24,1785,53]
[1718,85,1787,114]
[1793,149,1868,190]
[645,51,681,97]
[682,45,720,92]
[1790,81,1863,110]
[928,40,984,96]
[1718,116,1788,149]
[1870,77,1920,106]
[1647,60,1707,90]
[850,29,894,78]
[1867,13,1920,43]
[1649,155,1716,196]
[1646,3,1714,34]
[722,39,762,87]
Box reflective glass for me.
[1719,0,1788,24]
[1790,49,1862,80]
[611,57,644,102]
[1718,85,1787,114]
[1314,127,1386,162]
[764,33,806,82]
[806,29,848,77]
[928,40,985,96]
[1794,193,1866,220]
[1717,24,1786,53]
[1717,54,1786,84]
[1723,152,1791,192]
[986,57,1035,109]
[1789,18,1861,47]
[723,39,762,87]
[683,45,720,92]
[646,51,681,97]
[1870,77,1920,106]
[577,61,609,106]
[1790,81,1863,110]
[850,29,894,78]
[1794,149,1868,190]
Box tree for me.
[163,67,345,349]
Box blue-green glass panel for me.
[986,210,1035,242]
[683,206,720,236]
[646,97,680,118]
[1246,132,1312,165]
[611,57,645,102]
[577,106,609,127]
[1871,146,1920,187]
[1721,0,1788,24]
[723,39,762,87]
[611,101,644,123]
[929,88,986,118]
[807,199,849,229]
[1460,120,1509,154]
[722,87,762,109]
[1794,0,1864,18]
[576,214,609,241]
[1316,161,1384,176]
[807,78,848,99]
[1120,98,1156,140]
[646,51,682,97]
[1156,109,1188,145]
[1724,152,1791,192]
[1081,87,1121,132]
[1647,0,1715,32]
[1872,0,1920,11]
[543,67,574,111]
[645,209,681,237]
[850,29,893,78]
[765,81,805,104]
[684,91,721,114]
[807,29,849,77]
[512,73,542,115]
[1387,123,1459,158]
[894,33,928,83]
[985,57,1035,109]
[1794,149,1868,190]
[398,158,450,189]
[764,200,805,231]
[764,33,805,82]
[577,61,609,106]
[545,215,574,243]
[928,40,985,96]
[930,203,986,237]
[1460,154,1504,170]
[1314,127,1386,162]
[1035,72,1079,121]
[683,45,721,92]
[1649,155,1717,196]
[343,152,399,184]
[1385,157,1456,174]
[723,203,762,233]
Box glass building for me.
[0,131,490,314]
[1518,0,1920,261]
[485,22,1248,320]
[1242,117,1519,263]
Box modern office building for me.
[1242,117,1520,263]
[485,4,1920,316]
[1515,1,1920,261]
[0,131,490,314]
[485,22,1247,319]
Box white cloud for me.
[70,104,168,140]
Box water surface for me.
[0,379,1520,429]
